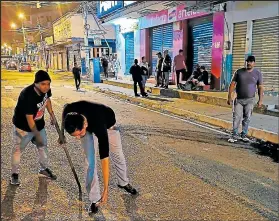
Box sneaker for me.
[135,94,140,97]
[228,135,239,143]
[88,202,99,214]
[240,133,250,142]
[39,168,57,180]
[10,173,20,185]
[118,183,138,195]
[142,93,148,97]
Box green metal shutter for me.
[252,16,279,91]
[232,22,247,75]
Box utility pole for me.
[21,22,27,62]
[82,2,91,78]
[37,17,47,70]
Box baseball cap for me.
[246,55,255,62]
[156,52,162,55]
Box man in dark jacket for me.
[129,59,148,97]
[101,56,109,79]
[155,52,163,87]
[161,50,172,89]
[72,62,81,91]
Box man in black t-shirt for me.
[60,101,138,214]
[72,62,81,91]
[11,70,58,185]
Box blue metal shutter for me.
[152,26,163,73]
[124,32,134,75]
[151,24,174,74]
[162,23,174,60]
[193,22,213,72]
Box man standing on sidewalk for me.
[173,49,188,89]
[155,52,163,87]
[161,50,172,89]
[101,55,109,79]
[60,101,138,214]
[227,55,264,143]
[130,59,148,97]
[72,62,81,91]
[10,70,58,185]
[140,56,150,91]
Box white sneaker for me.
[228,135,239,143]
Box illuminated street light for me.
[11,22,17,29]
[18,13,25,19]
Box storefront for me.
[139,4,225,88]
[151,23,173,73]
[225,1,279,92]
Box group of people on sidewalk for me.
[10,70,138,215]
[155,49,209,90]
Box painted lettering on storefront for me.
[139,10,168,29]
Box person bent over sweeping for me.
[59,101,138,214]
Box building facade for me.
[224,1,279,92]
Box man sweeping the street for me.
[10,70,58,185]
[60,101,138,214]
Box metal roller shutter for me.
[151,24,174,74]
[151,26,163,74]
[124,32,134,75]
[232,22,247,75]
[192,22,213,72]
[252,16,279,91]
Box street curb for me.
[84,85,279,144]
[103,80,279,117]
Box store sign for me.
[45,36,54,45]
[93,36,102,46]
[124,1,136,7]
[53,15,72,43]
[139,4,209,29]
[97,1,123,18]
[139,9,168,29]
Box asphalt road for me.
[1,70,278,221]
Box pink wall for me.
[140,29,146,59]
[211,12,225,90]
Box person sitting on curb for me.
[59,101,139,214]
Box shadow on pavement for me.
[1,184,19,220]
[121,125,278,162]
[145,96,172,102]
[121,193,144,221]
[21,177,48,221]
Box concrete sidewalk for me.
[81,81,278,144]
[103,79,279,117]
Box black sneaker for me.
[142,93,148,97]
[118,184,138,195]
[228,135,239,143]
[135,94,140,97]
[240,133,250,142]
[88,202,99,214]
[39,168,57,180]
[10,173,20,185]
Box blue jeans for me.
[81,128,129,203]
[141,75,148,89]
[233,98,255,135]
[11,126,49,174]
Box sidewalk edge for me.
[84,85,279,144]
